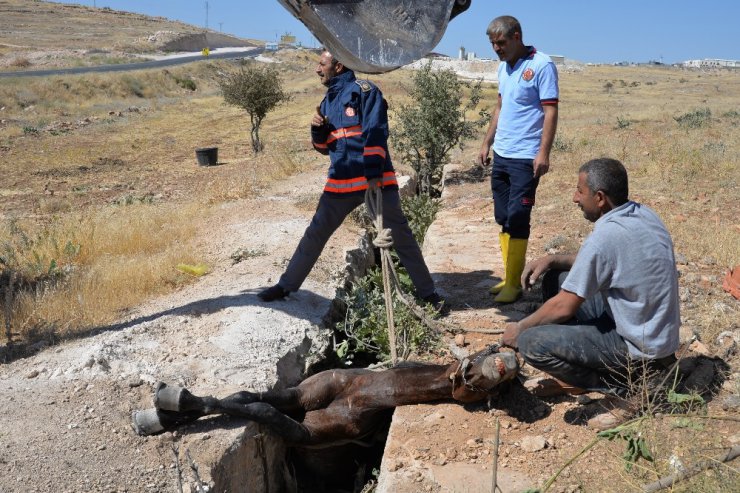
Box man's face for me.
[573,172,602,223]
[489,31,519,63]
[316,52,340,86]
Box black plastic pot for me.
[195,147,218,166]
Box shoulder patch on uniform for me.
[355,79,372,92]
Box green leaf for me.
[672,418,704,430]
[638,438,654,462]
[335,340,348,359]
[48,258,58,276]
[667,390,705,406]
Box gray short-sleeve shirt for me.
[561,202,680,358]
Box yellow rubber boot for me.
[494,238,527,303]
[489,232,509,294]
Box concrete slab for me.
[378,163,539,492]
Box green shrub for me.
[401,194,441,245]
[219,63,289,153]
[174,76,197,91]
[334,265,440,364]
[615,116,632,129]
[674,107,712,128]
[393,62,489,196]
[552,136,573,152]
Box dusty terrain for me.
[0,1,738,492]
[2,155,738,492]
[0,164,363,492]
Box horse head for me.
[450,344,520,403]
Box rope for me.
[366,185,398,363]
[365,186,461,363]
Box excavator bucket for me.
[277,0,471,73]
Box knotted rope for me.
[365,185,399,363]
[365,186,455,363]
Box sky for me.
[50,1,738,64]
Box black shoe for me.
[258,284,288,302]
[422,292,450,316]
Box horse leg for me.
[131,408,204,436]
[134,383,311,441]
[215,401,312,444]
[154,381,303,414]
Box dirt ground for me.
[0,3,738,488]
[0,153,738,493]
[378,165,740,493]
[0,164,364,492]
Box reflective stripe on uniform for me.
[323,171,398,193]
[363,146,387,160]
[326,125,362,144]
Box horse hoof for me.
[131,409,165,436]
[154,382,184,412]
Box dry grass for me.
[0,0,202,53]
[0,54,325,344]
[2,57,738,350]
[4,202,201,339]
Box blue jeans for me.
[491,152,539,239]
[518,270,632,395]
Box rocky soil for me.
[2,160,737,492]
[0,166,362,492]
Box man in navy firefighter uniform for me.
[258,51,445,311]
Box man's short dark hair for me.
[579,158,629,206]
[486,15,522,39]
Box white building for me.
[549,55,565,65]
[683,59,739,69]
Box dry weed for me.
[1,202,202,341]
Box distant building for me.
[459,46,466,60]
[466,52,476,61]
[280,34,296,45]
[549,55,565,65]
[265,42,278,51]
[683,58,739,69]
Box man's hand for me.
[477,145,491,166]
[533,151,550,178]
[502,322,524,350]
[521,256,551,292]
[367,177,383,190]
[312,105,328,127]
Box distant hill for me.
[0,0,260,69]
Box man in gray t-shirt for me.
[501,158,680,430]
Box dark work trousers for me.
[518,270,633,396]
[491,152,540,239]
[278,188,436,298]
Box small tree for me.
[219,63,289,153]
[393,62,489,195]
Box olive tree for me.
[219,63,289,153]
[393,62,489,195]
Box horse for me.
[132,345,519,446]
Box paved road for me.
[0,47,264,78]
